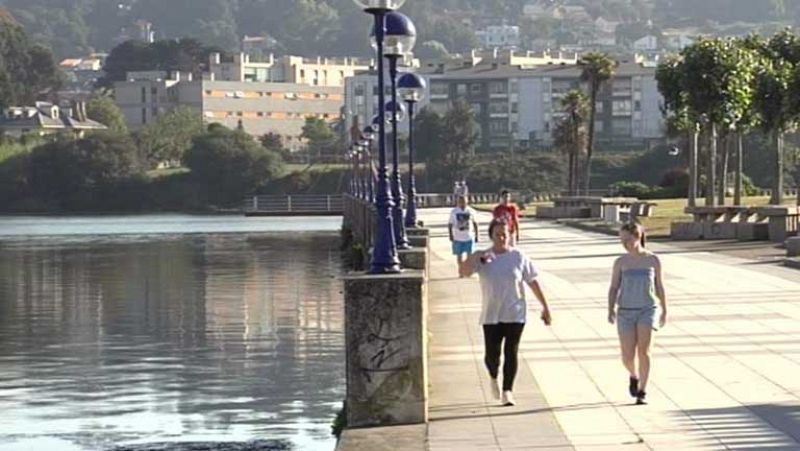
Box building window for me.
[489,119,507,135]
[489,102,509,115]
[257,112,265,117]
[456,84,467,96]
[152,107,158,118]
[355,85,366,96]
[151,87,157,97]
[470,103,482,115]
[489,81,507,95]
[141,87,147,103]
[635,100,642,111]
[236,112,243,117]
[430,82,448,97]
[511,122,518,133]
[511,102,518,113]
[612,118,632,135]
[612,100,632,115]
[141,108,147,124]
[205,90,213,96]
[470,83,483,96]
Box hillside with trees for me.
[1,1,798,59]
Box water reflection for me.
[0,229,344,451]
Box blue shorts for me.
[452,239,474,256]
[617,307,657,333]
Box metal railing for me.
[243,195,343,215]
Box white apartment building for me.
[344,54,666,150]
[114,53,369,150]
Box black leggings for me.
[483,322,525,391]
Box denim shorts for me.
[617,307,657,333]
[451,239,474,256]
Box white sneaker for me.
[502,390,516,406]
[490,378,501,400]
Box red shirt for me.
[492,204,519,232]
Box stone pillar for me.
[787,236,800,257]
[343,271,427,427]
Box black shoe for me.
[635,390,647,405]
[629,377,639,397]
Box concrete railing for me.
[243,194,343,215]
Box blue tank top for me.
[618,268,657,309]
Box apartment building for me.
[115,71,343,150]
[343,51,665,151]
[343,49,577,143]
[208,52,370,87]
[114,53,368,150]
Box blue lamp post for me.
[398,72,426,229]
[352,0,406,273]
[383,11,416,250]
[362,125,377,202]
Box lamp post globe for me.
[398,72,426,102]
[384,100,406,124]
[384,12,416,57]
[352,0,406,12]
[397,72,426,229]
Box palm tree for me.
[579,53,615,196]
[554,90,589,195]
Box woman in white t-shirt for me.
[459,218,552,406]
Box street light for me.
[352,0,406,274]
[398,72,426,229]
[383,11,416,250]
[362,125,377,202]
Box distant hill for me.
[0,0,794,59]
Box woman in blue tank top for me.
[607,223,667,405]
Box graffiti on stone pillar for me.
[356,290,411,396]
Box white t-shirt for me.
[449,207,477,242]
[475,248,539,325]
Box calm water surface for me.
[0,216,345,451]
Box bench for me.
[670,206,793,241]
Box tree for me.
[99,38,223,88]
[427,101,477,188]
[414,107,445,163]
[749,31,800,205]
[416,41,450,60]
[681,38,757,206]
[301,116,337,157]
[554,90,589,196]
[579,53,615,195]
[28,132,144,209]
[657,55,700,206]
[86,97,128,134]
[0,12,61,107]
[185,126,284,205]
[137,107,204,168]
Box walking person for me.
[460,218,552,406]
[608,223,667,405]
[449,195,479,275]
[492,190,520,246]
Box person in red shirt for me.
[492,190,520,246]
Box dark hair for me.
[620,222,646,247]
[500,189,510,196]
[488,218,509,238]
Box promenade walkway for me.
[421,208,800,451]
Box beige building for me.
[208,52,370,87]
[114,71,344,150]
[114,52,368,150]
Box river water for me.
[0,215,345,451]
